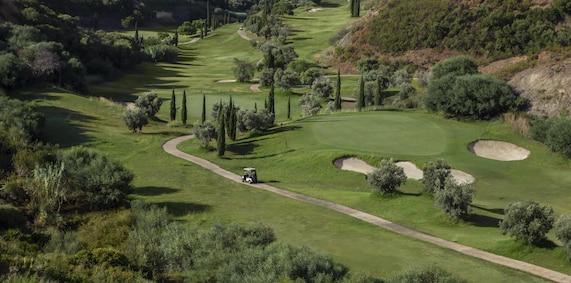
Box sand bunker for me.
[250,84,261,92]
[216,79,237,83]
[334,157,475,184]
[308,8,324,12]
[469,140,530,161]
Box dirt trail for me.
[163,135,571,283]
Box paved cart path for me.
[163,135,571,283]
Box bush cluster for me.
[531,116,571,158]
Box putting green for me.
[308,112,448,155]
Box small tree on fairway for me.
[201,93,206,124]
[500,201,554,245]
[334,69,342,110]
[555,214,571,244]
[357,75,365,111]
[170,90,176,121]
[233,58,255,82]
[422,160,452,194]
[217,113,226,156]
[181,91,188,125]
[123,108,148,133]
[367,159,407,195]
[299,94,321,117]
[311,77,333,98]
[192,121,216,148]
[434,178,474,221]
[135,92,162,117]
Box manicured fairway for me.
[180,110,571,274]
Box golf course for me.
[3,0,571,281]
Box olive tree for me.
[233,58,255,82]
[192,121,217,148]
[500,201,554,244]
[123,108,148,133]
[135,92,163,117]
[299,94,321,117]
[367,159,407,195]
[555,214,571,244]
[311,77,333,98]
[434,178,474,221]
[422,160,452,194]
[237,109,274,132]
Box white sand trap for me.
[217,79,237,83]
[334,157,475,184]
[451,169,475,185]
[469,140,530,161]
[250,84,261,92]
[308,8,324,12]
[334,157,375,175]
[395,161,423,180]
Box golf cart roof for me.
[243,168,256,171]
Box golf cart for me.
[242,168,258,184]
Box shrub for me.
[388,266,466,283]
[122,108,148,133]
[277,68,299,90]
[398,82,416,100]
[311,77,333,98]
[144,44,178,63]
[77,210,133,250]
[530,118,553,143]
[288,59,315,74]
[92,248,129,268]
[299,94,322,117]
[237,110,275,132]
[301,67,323,85]
[431,56,478,80]
[0,96,45,144]
[233,58,255,82]
[192,121,217,148]
[259,68,275,87]
[58,147,133,211]
[0,53,29,88]
[422,160,451,194]
[545,117,571,158]
[555,214,571,244]
[135,92,162,117]
[434,178,474,221]
[357,57,379,73]
[500,201,554,244]
[367,159,407,195]
[392,68,412,87]
[177,21,197,35]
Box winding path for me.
[163,135,571,283]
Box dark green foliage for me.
[434,178,474,221]
[422,160,452,194]
[233,58,255,82]
[350,0,360,17]
[181,91,188,126]
[287,93,291,119]
[427,57,522,120]
[367,159,407,195]
[288,59,315,74]
[0,97,45,145]
[122,108,148,133]
[388,266,466,283]
[301,67,323,85]
[365,0,570,59]
[335,69,342,110]
[268,84,276,115]
[500,201,555,245]
[357,75,366,111]
[375,75,389,106]
[217,112,226,156]
[357,57,379,73]
[0,53,29,89]
[169,90,176,121]
[237,109,275,132]
[58,147,134,211]
[135,92,162,117]
[201,94,207,124]
[543,117,571,158]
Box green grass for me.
[13,0,560,281]
[180,111,571,274]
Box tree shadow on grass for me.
[155,201,211,217]
[0,205,27,230]
[465,213,501,228]
[248,125,301,138]
[319,1,341,7]
[227,142,259,155]
[133,186,180,196]
[471,204,505,215]
[229,149,295,160]
[37,105,98,147]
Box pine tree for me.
[268,83,275,114]
[334,69,342,110]
[170,90,176,121]
[201,93,206,124]
[357,75,365,111]
[287,93,291,119]
[217,112,226,156]
[181,91,188,125]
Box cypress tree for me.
[264,99,267,110]
[268,83,275,114]
[230,104,237,140]
[349,0,354,17]
[201,93,206,124]
[254,102,258,112]
[170,90,176,121]
[375,76,388,106]
[225,97,233,134]
[206,0,210,30]
[334,69,342,110]
[174,31,179,46]
[181,91,188,125]
[217,112,226,156]
[287,93,291,119]
[357,75,365,111]
[356,0,360,17]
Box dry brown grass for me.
[503,112,531,137]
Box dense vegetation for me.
[360,0,571,59]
